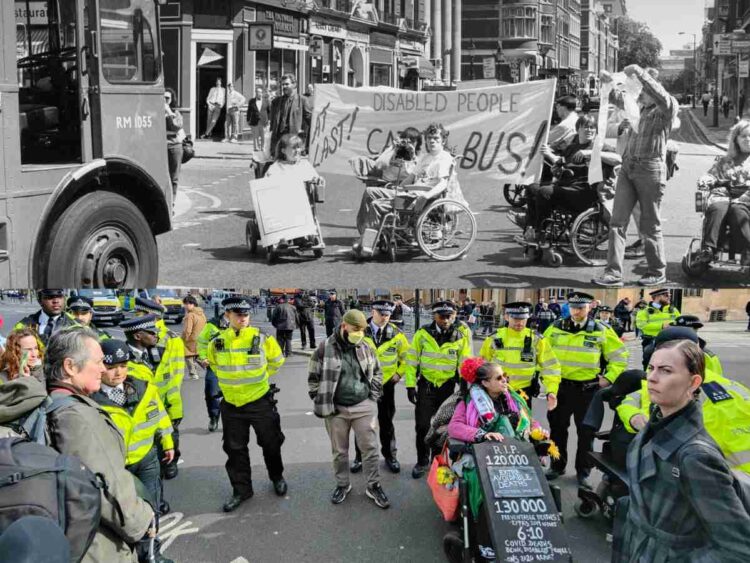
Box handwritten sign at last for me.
[473,440,572,563]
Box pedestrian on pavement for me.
[308,308,390,508]
[14,289,78,347]
[593,65,678,288]
[544,292,628,488]
[271,294,297,357]
[324,290,346,337]
[405,301,472,479]
[480,301,496,335]
[269,73,311,153]
[202,77,225,139]
[293,292,316,350]
[207,296,287,513]
[722,92,731,119]
[695,119,750,266]
[614,297,632,332]
[66,295,111,341]
[182,295,207,380]
[91,339,175,563]
[480,302,560,408]
[548,296,562,318]
[45,328,155,563]
[533,300,557,335]
[247,86,270,151]
[612,339,750,563]
[635,288,680,370]
[740,90,746,119]
[351,300,410,474]
[222,83,246,143]
[197,309,230,432]
[165,88,184,205]
[701,90,711,117]
[389,294,411,329]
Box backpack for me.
[0,437,102,562]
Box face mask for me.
[345,330,365,345]
[652,302,662,310]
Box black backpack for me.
[0,437,102,562]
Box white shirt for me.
[207,86,226,107]
[227,90,246,110]
[38,311,61,337]
[412,150,453,187]
[370,320,387,342]
[101,382,125,393]
[265,159,319,185]
[548,111,579,151]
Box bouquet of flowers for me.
[529,425,561,461]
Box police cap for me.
[38,289,65,299]
[372,299,395,315]
[655,326,699,346]
[649,288,670,299]
[120,314,159,334]
[670,315,703,330]
[67,295,93,311]
[597,305,613,313]
[134,297,165,315]
[503,302,532,319]
[567,292,595,307]
[100,339,131,365]
[431,300,457,316]
[222,296,252,313]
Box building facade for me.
[580,0,619,96]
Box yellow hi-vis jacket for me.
[155,325,186,421]
[91,376,174,466]
[543,318,628,383]
[635,304,680,338]
[617,371,750,474]
[197,316,225,361]
[405,322,472,388]
[456,321,475,355]
[363,321,410,385]
[480,327,562,396]
[207,326,285,407]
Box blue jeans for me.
[128,447,163,561]
[205,367,221,419]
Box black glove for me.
[407,388,418,405]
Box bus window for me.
[99,0,159,83]
[15,0,82,164]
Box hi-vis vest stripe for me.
[405,327,471,388]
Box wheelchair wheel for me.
[543,248,563,268]
[503,183,527,208]
[246,214,259,255]
[266,245,277,265]
[574,498,598,519]
[571,207,610,266]
[681,238,709,277]
[386,239,397,262]
[415,199,477,261]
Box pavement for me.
[684,105,734,151]
[192,138,256,161]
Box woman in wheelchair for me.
[355,127,422,234]
[357,123,456,234]
[522,114,621,243]
[695,119,750,265]
[446,358,557,560]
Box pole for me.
[692,34,697,108]
[738,52,742,120]
[414,289,421,332]
[714,55,721,127]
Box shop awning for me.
[401,55,436,79]
[198,48,224,66]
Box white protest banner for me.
[308,81,557,185]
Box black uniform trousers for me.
[547,379,597,476]
[355,378,398,462]
[299,316,315,347]
[220,393,284,496]
[276,329,294,356]
[128,448,164,562]
[325,321,336,337]
[415,377,456,466]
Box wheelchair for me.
[351,157,477,262]
[681,180,750,278]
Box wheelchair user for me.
[522,114,622,244]
[355,127,422,234]
[356,123,456,235]
[444,357,558,561]
[695,118,750,266]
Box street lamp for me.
[679,31,697,108]
[495,41,504,82]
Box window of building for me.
[541,15,554,44]
[501,6,537,39]
[683,289,704,298]
[99,0,160,83]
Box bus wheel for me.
[39,192,158,288]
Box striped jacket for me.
[308,332,382,418]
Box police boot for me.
[222,490,253,512]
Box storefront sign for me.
[309,80,556,185]
[310,18,347,39]
[371,31,397,48]
[347,30,370,44]
[740,59,750,78]
[483,58,495,79]
[248,23,274,51]
[398,39,425,54]
[15,1,48,25]
[261,9,300,38]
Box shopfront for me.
[308,16,346,85]
[346,29,370,87]
[371,32,397,88]
[398,37,431,90]
[254,6,308,94]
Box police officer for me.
[133,298,186,479]
[479,302,561,411]
[544,291,628,488]
[207,296,287,512]
[197,308,230,432]
[66,295,111,341]
[405,301,472,478]
[15,289,78,346]
[351,299,410,474]
[596,305,623,337]
[644,315,724,377]
[635,288,680,369]
[90,339,174,563]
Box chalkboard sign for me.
[474,439,572,562]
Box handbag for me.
[427,442,459,521]
[182,135,195,164]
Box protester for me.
[0,328,43,383]
[45,327,155,562]
[265,133,322,187]
[307,309,390,508]
[543,95,580,155]
[694,119,750,265]
[269,73,311,151]
[165,88,184,205]
[612,339,750,562]
[594,65,679,287]
[324,291,346,337]
[293,292,316,350]
[182,295,207,380]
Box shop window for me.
[541,15,554,44]
[99,0,159,83]
[501,6,537,39]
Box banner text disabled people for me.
[308,81,556,183]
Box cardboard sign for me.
[248,173,317,247]
[474,440,572,563]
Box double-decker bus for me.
[1,0,171,287]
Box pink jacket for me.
[447,399,482,443]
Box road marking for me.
[230,558,250,563]
[159,512,200,552]
[183,243,200,248]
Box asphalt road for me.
[2,301,748,563]
[155,108,743,288]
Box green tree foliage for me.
[615,16,663,70]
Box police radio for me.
[249,336,260,355]
[214,338,225,352]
